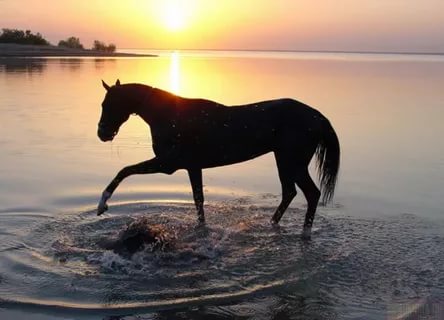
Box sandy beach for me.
[0,43,157,57]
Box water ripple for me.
[0,199,443,319]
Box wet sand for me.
[0,43,157,57]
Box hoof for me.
[197,211,205,224]
[301,227,312,240]
[197,216,205,224]
[97,203,108,216]
[270,218,279,225]
[97,191,111,216]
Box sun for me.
[162,0,188,32]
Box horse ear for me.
[115,79,121,86]
[102,80,110,91]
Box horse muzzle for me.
[97,125,117,142]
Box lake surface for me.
[0,51,443,319]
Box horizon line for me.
[119,47,444,56]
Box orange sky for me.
[1,0,444,53]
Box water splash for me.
[0,199,443,319]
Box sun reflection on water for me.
[169,51,181,94]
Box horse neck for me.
[137,87,179,125]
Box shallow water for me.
[1,52,444,319]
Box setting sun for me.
[161,0,189,31]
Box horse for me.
[97,79,340,239]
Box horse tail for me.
[315,116,340,204]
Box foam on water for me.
[0,198,443,319]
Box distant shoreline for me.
[2,43,443,58]
[0,43,157,57]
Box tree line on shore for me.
[0,28,116,53]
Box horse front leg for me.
[187,168,205,223]
[97,157,174,215]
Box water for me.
[0,51,444,319]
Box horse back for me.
[150,97,322,169]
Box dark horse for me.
[97,80,340,238]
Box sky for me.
[1,0,444,53]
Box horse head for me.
[98,79,133,142]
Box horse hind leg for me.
[271,150,320,239]
[294,167,321,239]
[271,152,297,224]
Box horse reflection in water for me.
[97,80,340,239]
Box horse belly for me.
[190,124,275,168]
